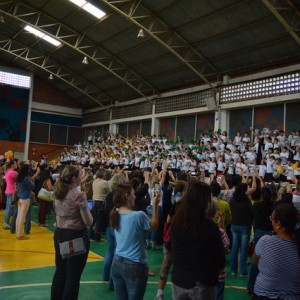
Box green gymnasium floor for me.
[0,206,251,300]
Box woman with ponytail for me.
[51,165,93,300]
[252,204,300,299]
[110,183,160,300]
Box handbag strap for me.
[42,178,51,191]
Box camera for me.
[154,183,161,196]
[279,181,286,188]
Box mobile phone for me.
[88,201,93,210]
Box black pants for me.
[51,228,90,300]
[90,201,105,241]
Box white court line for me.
[0,281,247,290]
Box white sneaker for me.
[3,224,10,230]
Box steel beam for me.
[100,0,220,93]
[0,0,157,103]
[261,0,300,47]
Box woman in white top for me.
[234,131,242,147]
[280,147,289,165]
[242,132,251,143]
[208,157,217,175]
[235,157,245,175]
[91,169,111,241]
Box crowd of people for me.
[60,129,300,181]
[1,127,300,300]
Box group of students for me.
[59,128,300,182]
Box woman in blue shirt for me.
[110,183,159,300]
[16,163,39,240]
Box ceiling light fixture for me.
[68,0,106,19]
[137,28,145,38]
[24,25,61,47]
[49,74,54,80]
[82,56,89,64]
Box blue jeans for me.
[111,255,148,300]
[51,228,90,300]
[146,205,163,242]
[215,281,225,300]
[230,224,251,276]
[10,202,32,234]
[103,226,116,289]
[4,194,13,225]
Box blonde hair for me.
[150,175,159,189]
[109,173,126,191]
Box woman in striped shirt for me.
[252,204,300,300]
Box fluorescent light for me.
[43,35,61,47]
[24,25,61,47]
[69,0,86,5]
[25,25,44,38]
[68,0,106,19]
[83,3,106,19]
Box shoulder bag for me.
[38,179,54,202]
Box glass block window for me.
[0,70,31,88]
[155,90,209,114]
[220,71,300,103]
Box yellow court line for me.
[0,211,102,272]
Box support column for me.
[219,110,229,132]
[151,103,159,135]
[109,123,118,135]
